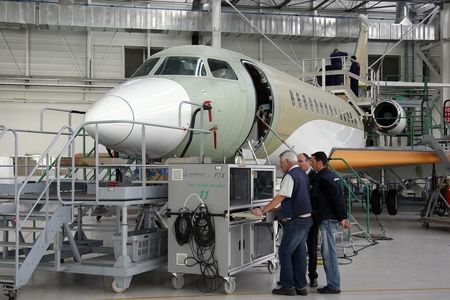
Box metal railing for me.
[295,56,379,103]
[56,119,211,205]
[329,157,371,235]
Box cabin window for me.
[296,93,302,109]
[303,95,308,110]
[208,58,238,80]
[314,99,319,114]
[155,56,206,76]
[333,107,337,118]
[290,90,295,106]
[309,97,313,113]
[328,104,333,117]
[324,104,329,116]
[319,102,324,115]
[130,57,160,78]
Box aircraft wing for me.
[329,148,447,171]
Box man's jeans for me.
[319,219,341,290]
[279,217,313,289]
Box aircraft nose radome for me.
[85,77,191,158]
[84,95,134,147]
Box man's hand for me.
[340,219,351,229]
[252,208,264,216]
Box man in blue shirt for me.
[349,55,360,96]
[310,151,350,294]
[253,150,313,296]
[330,48,348,85]
[298,153,319,288]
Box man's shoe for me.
[295,287,308,296]
[277,280,281,286]
[309,278,318,287]
[317,286,341,294]
[272,287,296,296]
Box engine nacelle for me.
[373,100,407,135]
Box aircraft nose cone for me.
[84,77,191,158]
[84,95,134,147]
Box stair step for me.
[350,230,366,235]
[0,258,24,268]
[0,242,34,248]
[0,275,15,285]
[0,226,45,232]
[0,212,51,221]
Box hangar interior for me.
[0,0,450,299]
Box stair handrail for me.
[1,126,75,289]
[56,119,212,205]
[0,126,18,199]
[328,157,371,235]
[16,126,74,227]
[0,126,20,287]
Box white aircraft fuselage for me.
[84,45,365,162]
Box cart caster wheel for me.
[224,279,236,294]
[112,280,126,293]
[423,222,430,228]
[268,260,280,274]
[6,290,17,300]
[171,275,184,289]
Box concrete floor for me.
[12,204,450,300]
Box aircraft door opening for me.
[242,61,274,150]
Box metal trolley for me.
[166,164,279,294]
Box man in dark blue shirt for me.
[310,151,350,294]
[330,48,348,85]
[298,153,319,288]
[253,150,313,296]
[349,55,360,96]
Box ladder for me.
[0,126,74,299]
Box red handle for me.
[203,100,213,122]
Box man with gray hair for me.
[252,150,313,296]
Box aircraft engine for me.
[373,100,407,135]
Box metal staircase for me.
[0,105,211,298]
[0,125,75,299]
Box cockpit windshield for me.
[154,56,206,76]
[130,57,160,78]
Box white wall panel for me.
[262,39,312,77]
[222,36,259,61]
[0,29,26,76]
[93,44,123,78]
[30,30,86,77]
[0,102,90,156]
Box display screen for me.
[230,168,251,207]
[253,170,274,201]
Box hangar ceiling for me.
[91,0,440,19]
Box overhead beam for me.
[276,0,292,9]
[314,0,333,10]
[347,1,369,12]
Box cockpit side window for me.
[130,57,160,78]
[208,58,238,80]
[154,56,206,76]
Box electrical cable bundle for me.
[192,207,215,248]
[172,204,220,292]
[173,208,193,246]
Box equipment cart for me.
[167,164,279,294]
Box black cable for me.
[180,107,202,157]
[183,205,221,293]
[172,208,193,246]
[192,208,215,248]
